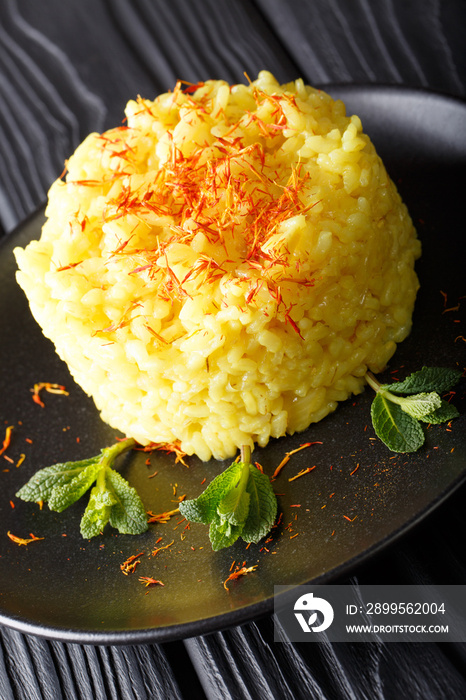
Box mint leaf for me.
[217,458,251,526]
[179,461,244,524]
[106,468,148,535]
[48,460,103,512]
[217,487,250,526]
[370,392,425,452]
[383,366,462,395]
[80,484,116,539]
[209,520,244,551]
[241,466,278,543]
[16,457,100,505]
[366,367,462,453]
[389,392,442,420]
[16,438,147,538]
[418,400,460,424]
[179,447,278,550]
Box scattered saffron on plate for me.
[223,561,258,590]
[31,382,69,407]
[7,531,44,546]
[146,507,180,524]
[0,426,14,456]
[152,539,174,557]
[120,552,145,575]
[288,465,316,482]
[272,442,322,480]
[138,576,164,588]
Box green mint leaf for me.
[15,457,100,505]
[366,367,462,453]
[48,460,103,512]
[180,448,278,550]
[179,461,244,524]
[371,393,425,452]
[105,468,149,535]
[241,465,278,544]
[209,520,244,551]
[418,399,460,424]
[394,392,442,420]
[16,438,146,538]
[80,467,148,539]
[383,366,462,395]
[217,487,250,526]
[216,459,251,526]
[80,484,116,539]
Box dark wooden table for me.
[1,2,465,698]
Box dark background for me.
[1,1,466,698]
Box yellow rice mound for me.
[14,71,421,461]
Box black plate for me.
[0,86,465,645]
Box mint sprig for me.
[366,366,462,452]
[16,438,148,538]
[179,446,277,551]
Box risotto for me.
[14,71,421,461]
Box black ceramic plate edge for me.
[0,84,465,645]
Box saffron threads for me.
[146,507,180,524]
[87,84,322,341]
[139,577,165,588]
[32,382,69,407]
[288,465,316,482]
[223,561,258,590]
[0,426,14,456]
[7,531,44,546]
[152,539,174,556]
[151,441,189,466]
[272,442,322,480]
[121,552,145,575]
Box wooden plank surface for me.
[1,1,465,697]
